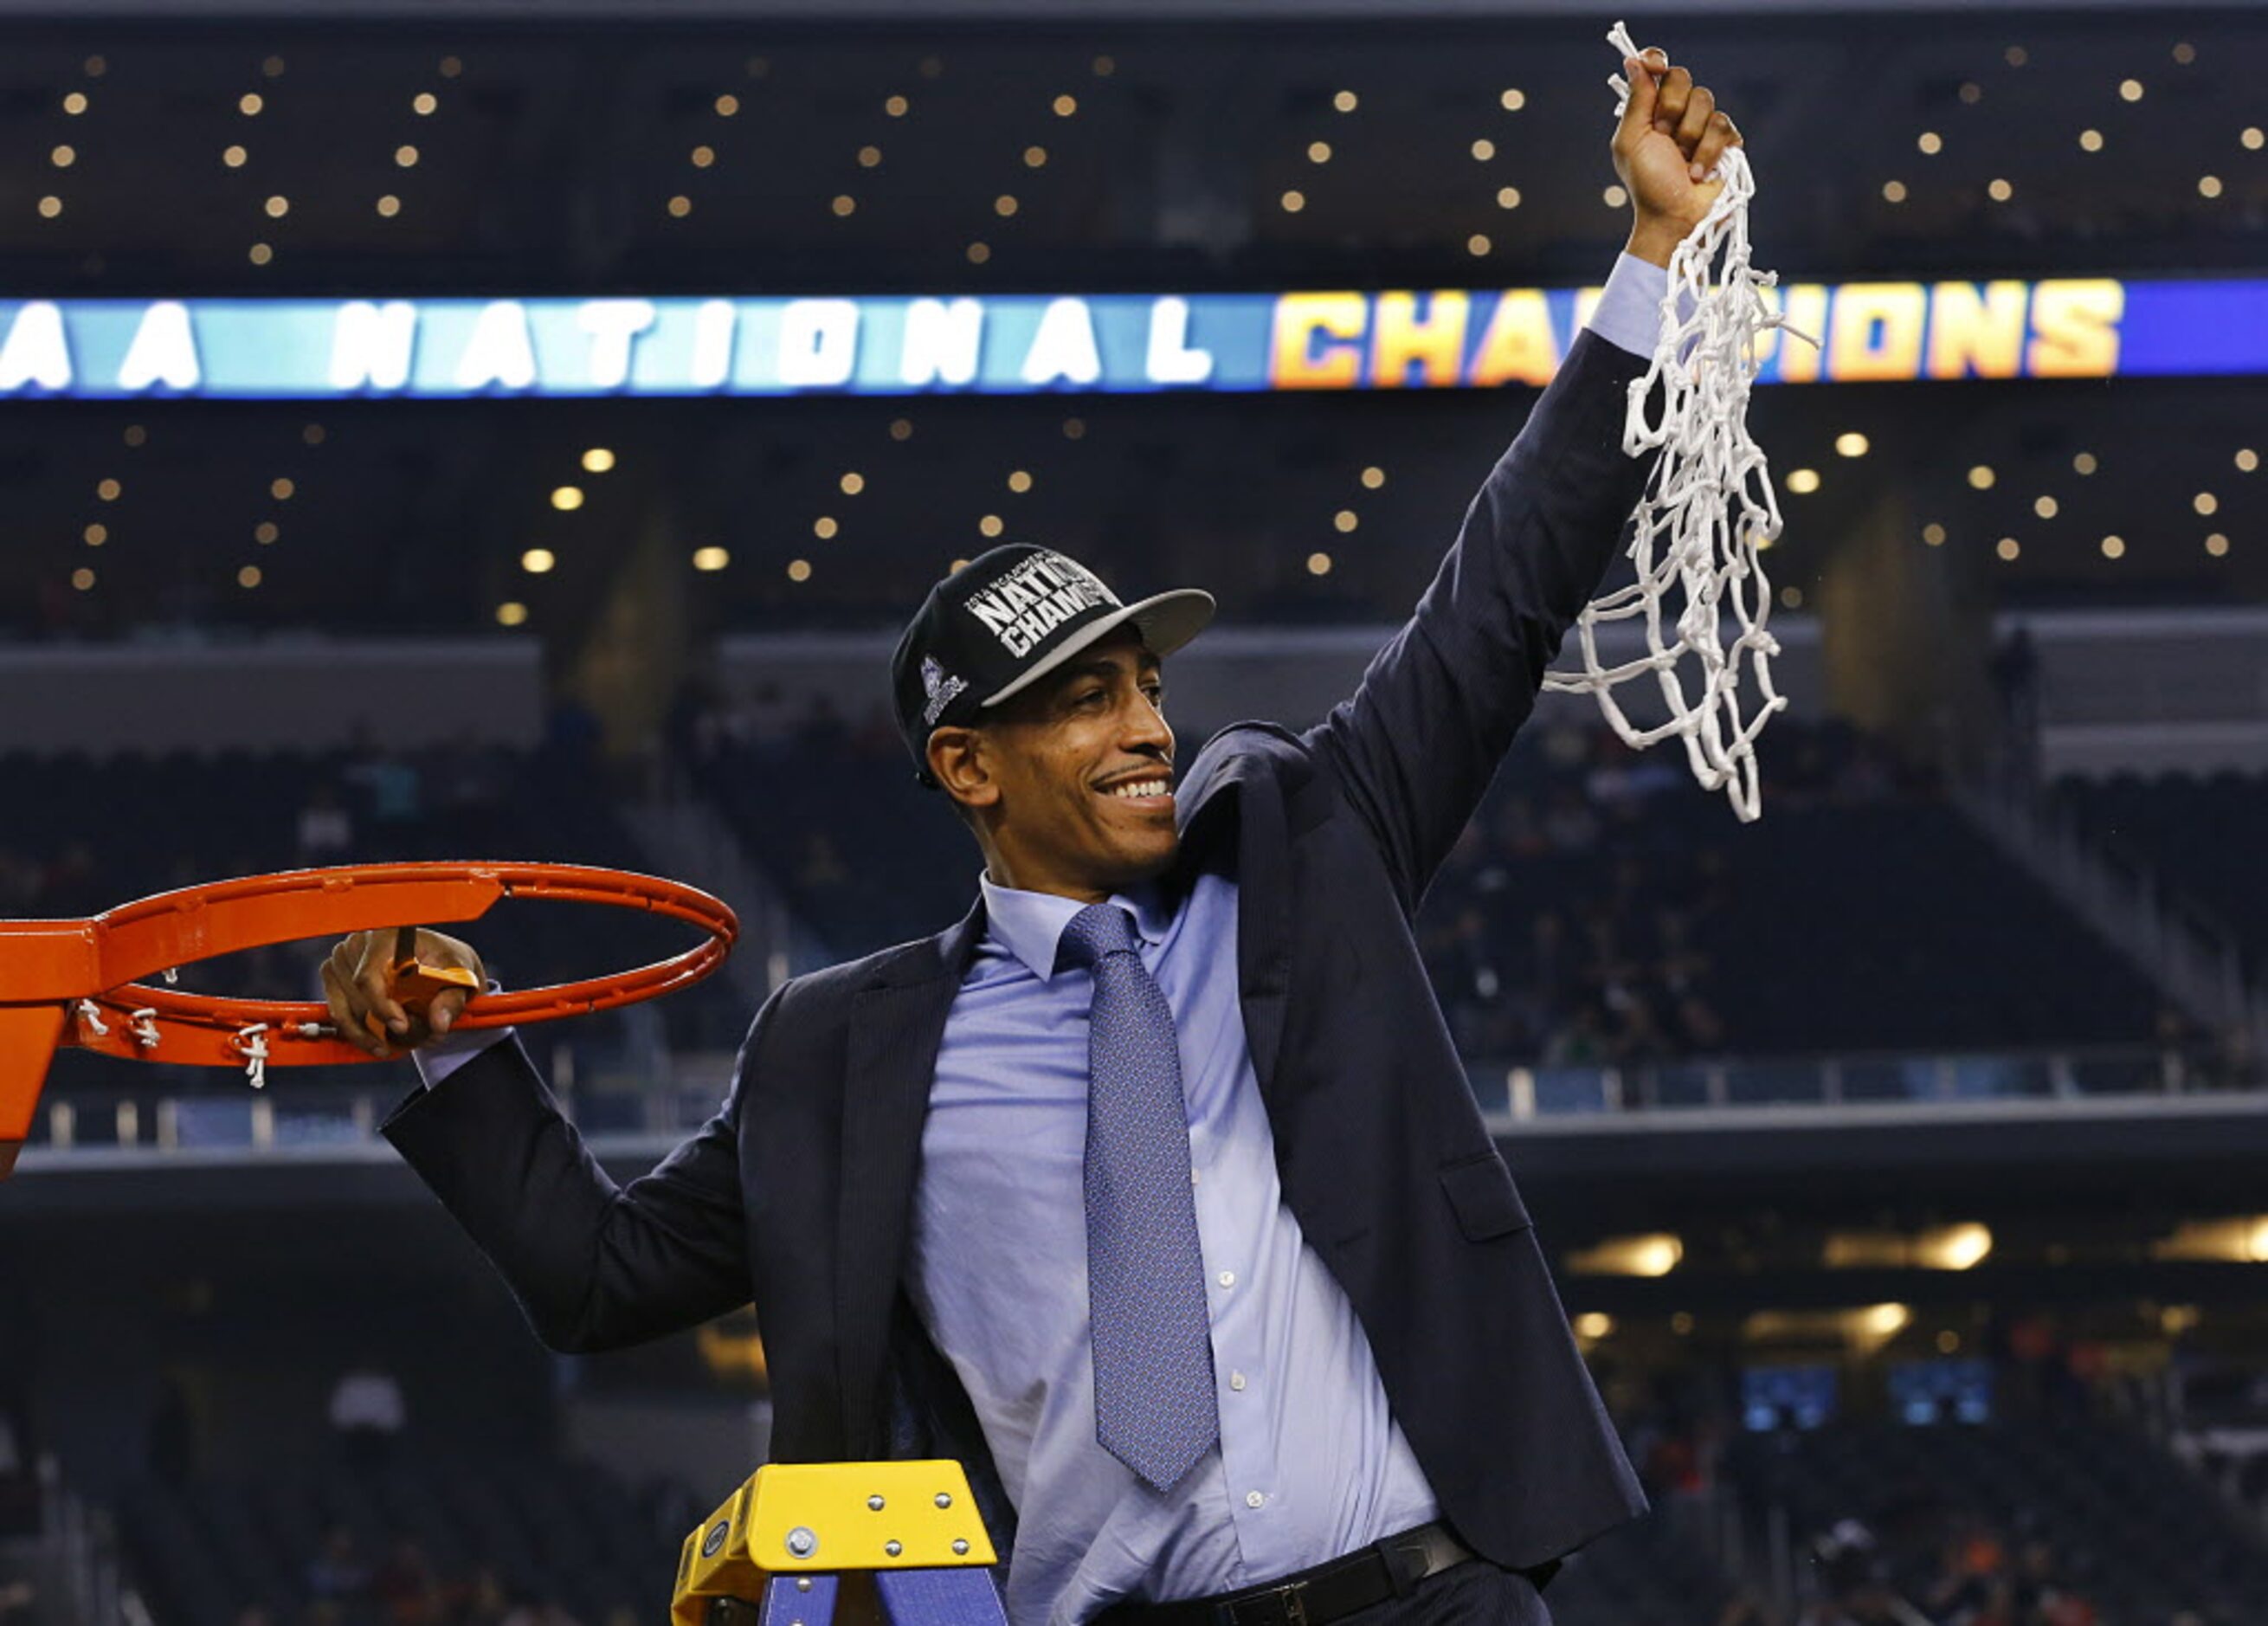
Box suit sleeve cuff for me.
[1586,253,1671,359]
[410,979,514,1087]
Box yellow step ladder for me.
[674,1461,1007,1626]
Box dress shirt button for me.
[1217,1270,1236,1289]
[1229,1371,1247,1392]
[1245,1491,1266,1509]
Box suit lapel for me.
[834,900,983,1458]
[1179,731,1302,1105]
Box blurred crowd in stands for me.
[118,1358,692,1626]
[1417,719,1912,1067]
[1567,1328,2257,1626]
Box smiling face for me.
[926,628,1178,903]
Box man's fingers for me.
[321,958,388,1059]
[356,961,411,1036]
[1692,112,1740,180]
[428,985,472,1037]
[1654,65,1693,133]
[1674,84,1717,158]
[1616,54,1659,145]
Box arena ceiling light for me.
[1915,1223,1993,1271]
[1822,1223,1993,1271]
[1737,1302,1910,1352]
[2152,1216,2268,1263]
[1565,1232,1683,1278]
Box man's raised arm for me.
[323,925,761,1354]
[1305,44,1741,912]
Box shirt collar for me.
[978,873,1173,984]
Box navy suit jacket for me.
[385,327,1657,1582]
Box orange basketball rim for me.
[0,861,738,1178]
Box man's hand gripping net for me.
[1541,23,1816,823]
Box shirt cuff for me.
[410,980,514,1087]
[1586,253,1671,359]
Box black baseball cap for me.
[891,544,1215,786]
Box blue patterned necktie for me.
[1060,901,1220,1492]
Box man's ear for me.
[927,727,1001,813]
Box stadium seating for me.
[1539,1498,1740,1626]
[1727,1416,2268,1623]
[2059,770,2268,971]
[119,1454,678,1626]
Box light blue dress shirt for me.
[910,863,1440,1626]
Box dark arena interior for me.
[2,3,2266,1626]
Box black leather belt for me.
[1094,1522,1486,1626]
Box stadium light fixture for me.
[2155,1217,2268,1263]
[1567,1233,1683,1278]
[1917,1223,1993,1271]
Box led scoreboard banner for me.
[0,276,2258,398]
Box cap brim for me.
[978,588,1216,711]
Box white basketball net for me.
[1540,22,1814,823]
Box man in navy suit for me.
[329,48,1742,1626]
